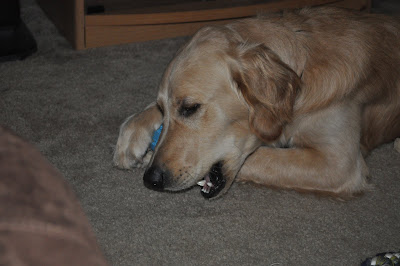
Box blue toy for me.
[150,124,163,151]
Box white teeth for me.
[201,187,210,193]
[198,178,213,193]
[197,180,206,186]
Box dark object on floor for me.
[0,0,37,62]
[0,126,109,266]
[361,252,400,266]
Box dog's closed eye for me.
[179,103,201,117]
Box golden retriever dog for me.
[114,7,400,199]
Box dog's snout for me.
[143,166,168,191]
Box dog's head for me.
[144,26,300,198]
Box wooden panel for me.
[86,0,338,26]
[85,19,237,48]
[36,0,85,50]
[38,0,370,49]
[85,0,370,48]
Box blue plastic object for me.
[150,124,163,151]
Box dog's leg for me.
[113,102,163,169]
[237,145,370,198]
[237,103,371,198]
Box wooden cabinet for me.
[36,0,371,50]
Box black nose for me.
[143,166,168,191]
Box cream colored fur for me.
[114,7,400,198]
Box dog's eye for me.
[179,104,201,117]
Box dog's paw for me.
[114,149,153,169]
[113,113,155,169]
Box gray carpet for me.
[1,1,399,265]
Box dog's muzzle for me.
[143,162,226,199]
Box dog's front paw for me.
[113,113,155,169]
[114,147,153,169]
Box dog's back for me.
[225,7,400,152]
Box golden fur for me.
[114,7,400,198]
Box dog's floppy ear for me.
[231,44,300,142]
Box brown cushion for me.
[0,126,109,266]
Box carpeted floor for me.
[1,1,399,265]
